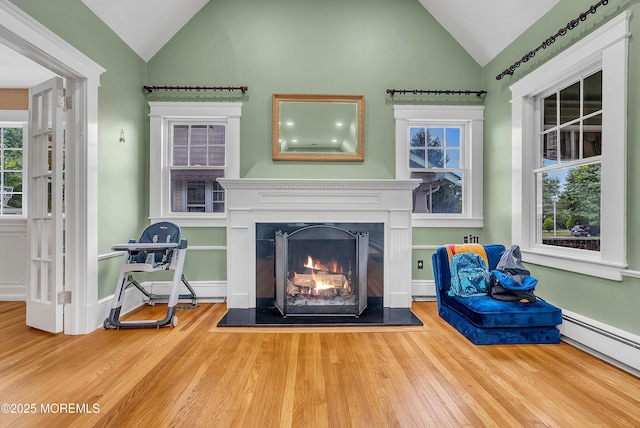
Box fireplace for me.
[218,179,420,312]
[274,225,368,317]
[257,222,383,314]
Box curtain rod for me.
[386,89,486,97]
[496,0,609,81]
[143,85,248,94]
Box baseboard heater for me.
[560,310,640,378]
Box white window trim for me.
[394,105,484,227]
[510,11,630,280]
[149,102,242,227]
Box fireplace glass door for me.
[275,225,368,317]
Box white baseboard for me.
[412,280,436,300]
[143,280,227,303]
[0,282,26,301]
[559,309,640,377]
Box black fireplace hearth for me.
[216,296,423,327]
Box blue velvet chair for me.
[432,244,562,345]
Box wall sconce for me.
[119,129,125,143]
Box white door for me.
[26,77,65,333]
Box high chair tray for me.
[111,242,179,251]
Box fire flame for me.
[304,255,344,274]
[301,255,350,293]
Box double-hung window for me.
[149,102,242,227]
[537,70,602,250]
[0,123,25,216]
[169,122,226,213]
[510,12,629,280]
[394,105,484,227]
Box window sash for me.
[169,122,226,168]
[169,168,225,214]
[166,120,227,215]
[408,124,466,215]
[538,71,602,170]
[409,126,463,170]
[535,71,603,252]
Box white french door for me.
[25,77,65,333]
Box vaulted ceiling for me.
[2,0,559,88]
[80,0,559,65]
[417,0,559,66]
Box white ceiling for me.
[80,0,210,63]
[418,0,559,66]
[2,0,559,88]
[0,43,56,88]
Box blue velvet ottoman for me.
[432,244,562,345]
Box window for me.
[0,124,25,216]
[169,122,226,213]
[510,12,629,280]
[409,126,463,214]
[394,105,484,227]
[149,102,242,226]
[538,70,602,251]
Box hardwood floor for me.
[0,301,639,427]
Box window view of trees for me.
[409,127,463,214]
[542,164,601,240]
[539,70,601,251]
[0,126,23,216]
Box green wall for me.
[146,0,483,179]
[9,0,149,298]
[482,0,640,335]
[10,0,640,335]
[145,0,484,300]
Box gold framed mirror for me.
[272,94,364,161]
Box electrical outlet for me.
[417,259,424,269]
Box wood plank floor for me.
[0,301,639,427]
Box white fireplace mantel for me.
[218,178,420,309]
